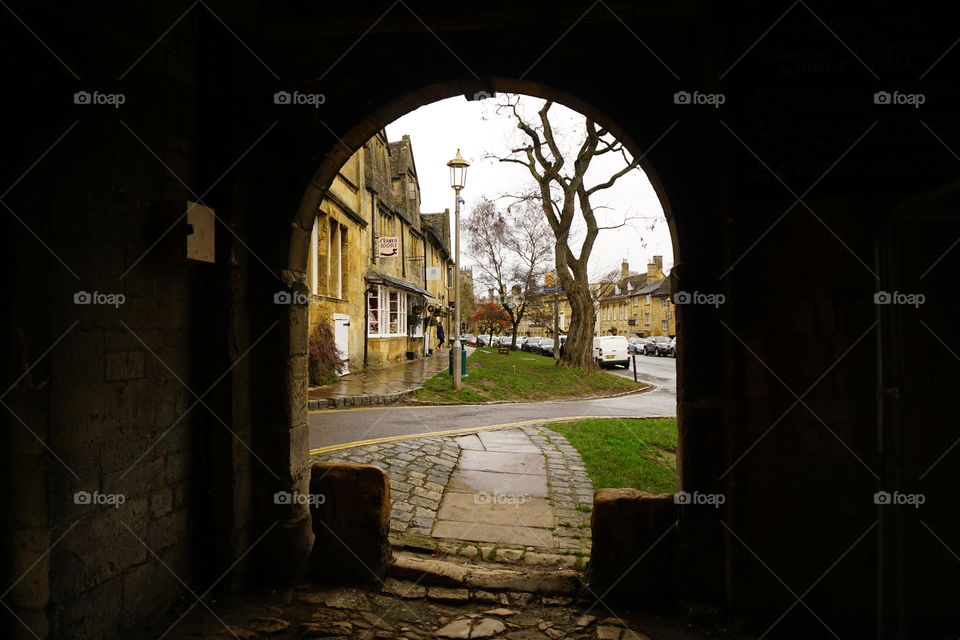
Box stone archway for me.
[279,79,687,591]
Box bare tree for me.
[494,97,641,368]
[464,197,552,349]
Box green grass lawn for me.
[550,418,678,493]
[412,348,644,403]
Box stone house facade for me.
[596,256,675,338]
[307,131,454,372]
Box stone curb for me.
[403,381,654,407]
[308,388,418,410]
[309,369,654,411]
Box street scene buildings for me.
[307,131,455,373]
[595,256,675,338]
[516,256,675,339]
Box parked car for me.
[663,337,677,357]
[476,334,497,347]
[522,337,543,352]
[593,335,630,368]
[539,338,555,356]
[461,334,476,346]
[643,336,671,356]
[628,337,650,354]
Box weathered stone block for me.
[589,489,676,601]
[309,462,392,581]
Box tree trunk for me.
[558,273,597,369]
[510,318,521,349]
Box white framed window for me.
[368,287,380,334]
[662,298,669,308]
[661,319,669,331]
[644,312,651,326]
[368,286,407,337]
[645,294,652,305]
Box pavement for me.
[307,346,458,408]
[311,424,593,558]
[141,578,717,640]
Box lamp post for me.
[448,149,470,390]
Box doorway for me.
[332,313,350,374]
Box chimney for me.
[647,255,663,278]
[621,259,629,280]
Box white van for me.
[593,335,630,368]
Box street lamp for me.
[448,149,470,390]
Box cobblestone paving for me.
[313,436,461,538]
[311,425,594,556]
[143,583,720,640]
[524,425,594,553]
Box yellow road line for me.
[308,415,641,455]
[308,403,469,415]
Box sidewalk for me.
[311,424,594,560]
[308,346,457,409]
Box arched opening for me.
[285,81,686,594]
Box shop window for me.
[368,286,408,337]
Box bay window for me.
[367,285,408,337]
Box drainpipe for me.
[363,284,369,369]
[371,191,378,266]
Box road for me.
[308,353,676,450]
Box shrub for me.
[308,318,346,386]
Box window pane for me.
[368,287,380,333]
[388,291,399,333]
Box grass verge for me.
[549,418,678,493]
[412,348,643,403]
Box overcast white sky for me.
[385,94,673,283]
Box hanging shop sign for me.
[378,236,399,257]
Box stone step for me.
[388,550,581,596]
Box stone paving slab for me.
[432,520,555,547]
[447,469,549,498]
[436,492,554,527]
[457,449,546,474]
[478,430,544,452]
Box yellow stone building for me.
[596,256,675,338]
[516,291,573,337]
[514,256,674,339]
[307,131,454,374]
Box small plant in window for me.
[308,318,346,386]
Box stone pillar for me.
[589,489,677,601]
[309,463,393,581]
